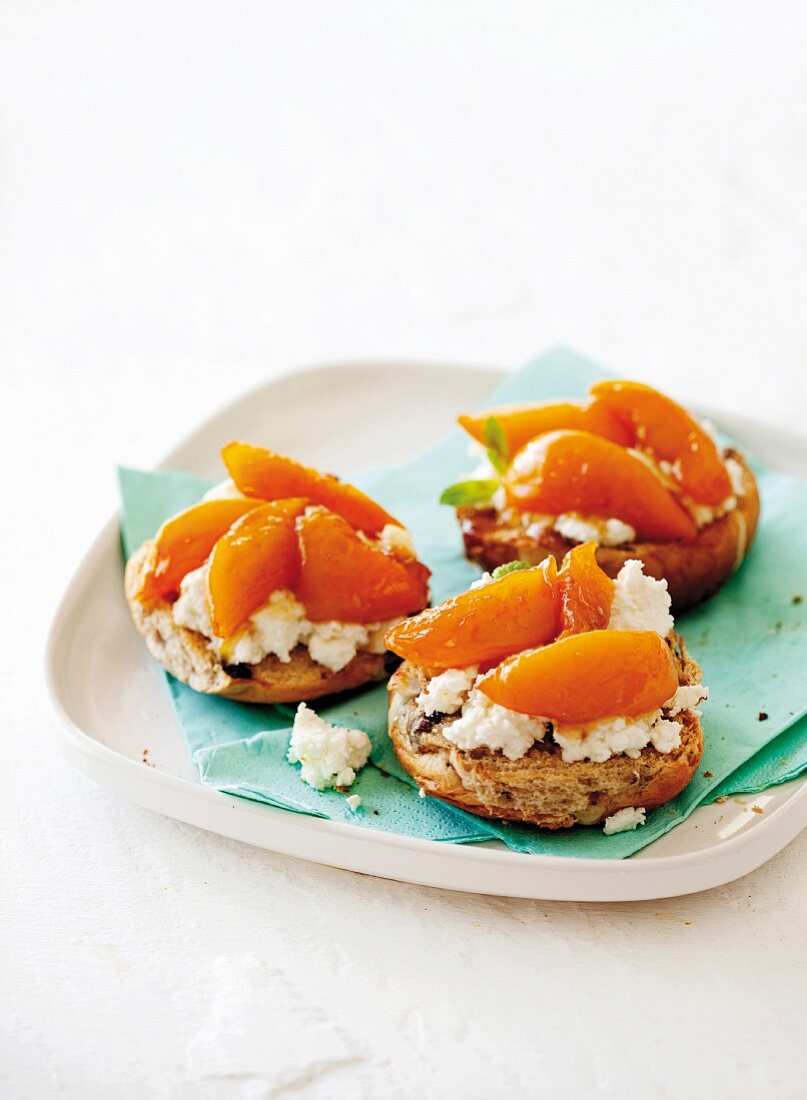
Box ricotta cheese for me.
[377,523,416,557]
[442,690,547,761]
[412,669,706,764]
[687,495,737,528]
[603,806,647,835]
[665,683,709,716]
[523,516,553,540]
[345,794,363,812]
[172,565,396,671]
[725,457,746,498]
[554,513,636,547]
[417,666,478,716]
[553,710,682,764]
[609,559,674,637]
[469,572,495,590]
[287,704,370,790]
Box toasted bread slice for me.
[124,543,389,704]
[457,450,759,613]
[388,640,703,829]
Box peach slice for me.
[295,509,430,623]
[503,430,697,541]
[222,442,400,535]
[207,501,308,638]
[589,380,733,505]
[458,401,632,456]
[557,542,613,637]
[478,630,678,723]
[385,558,559,670]
[137,498,264,602]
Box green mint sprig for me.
[491,560,532,580]
[439,479,500,507]
[483,415,510,476]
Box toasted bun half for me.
[124,542,389,704]
[388,641,703,829]
[457,450,759,613]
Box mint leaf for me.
[483,416,510,476]
[491,560,532,580]
[439,479,500,507]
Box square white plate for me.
[45,360,807,901]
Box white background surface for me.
[2,2,806,1097]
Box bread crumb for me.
[714,795,728,804]
[346,794,362,812]
[703,770,713,778]
[758,712,769,721]
[752,804,764,814]
[792,594,803,604]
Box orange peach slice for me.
[503,430,697,541]
[557,542,613,637]
[295,509,430,623]
[207,501,308,638]
[385,558,559,670]
[590,380,733,506]
[458,401,632,456]
[222,442,400,535]
[478,630,678,723]
[137,498,264,602]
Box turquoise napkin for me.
[119,348,807,858]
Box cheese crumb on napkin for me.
[603,807,647,835]
[287,704,371,790]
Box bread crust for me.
[124,542,389,704]
[388,641,704,829]
[457,450,759,613]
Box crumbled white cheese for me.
[234,590,311,664]
[603,807,647,835]
[524,516,553,540]
[609,559,674,637]
[345,794,362,812]
[410,666,707,764]
[172,565,397,671]
[442,690,547,761]
[307,620,374,672]
[725,457,746,498]
[417,666,479,716]
[377,523,416,557]
[553,710,682,763]
[665,683,709,716]
[469,572,495,590]
[687,495,737,528]
[555,513,636,547]
[172,566,216,635]
[287,704,371,790]
[202,478,244,501]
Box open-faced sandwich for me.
[444,380,759,611]
[125,443,430,703]
[385,545,707,829]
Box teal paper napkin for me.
[119,348,807,858]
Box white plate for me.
[45,360,807,901]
